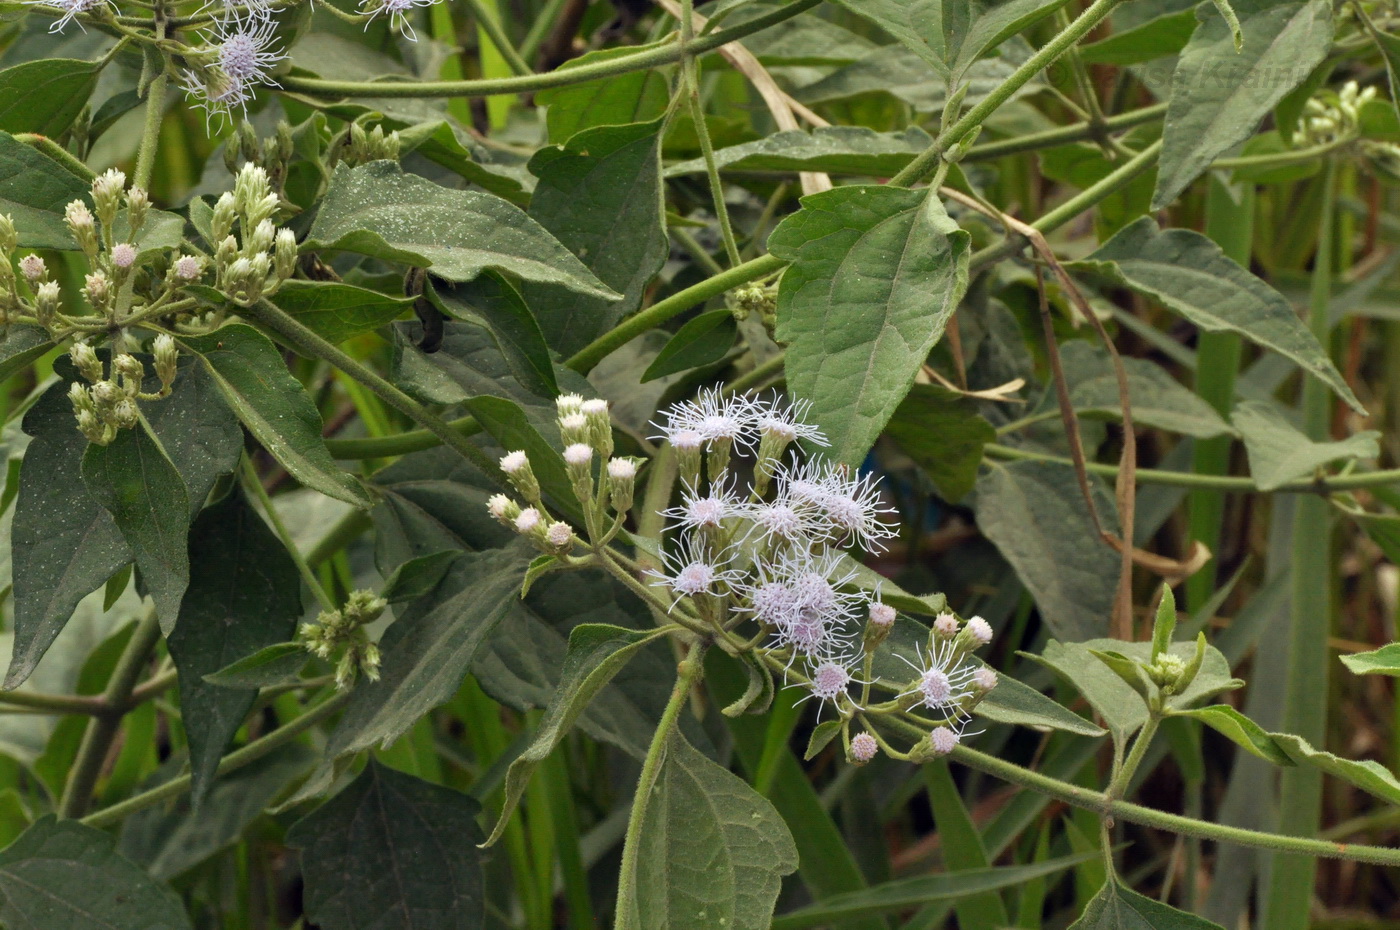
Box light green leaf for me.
[771,852,1095,929]
[305,161,618,300]
[180,325,371,508]
[166,487,303,804]
[522,120,667,357]
[666,126,935,178]
[0,815,192,930]
[203,642,308,689]
[1071,218,1362,413]
[1152,0,1332,208]
[0,59,99,136]
[484,623,667,845]
[1172,705,1294,766]
[1270,732,1400,806]
[641,309,738,382]
[771,187,970,467]
[536,43,671,143]
[1151,584,1177,661]
[81,423,191,635]
[1060,341,1233,439]
[884,383,995,501]
[1340,643,1400,677]
[627,728,798,930]
[804,720,843,760]
[1070,876,1225,929]
[288,760,485,930]
[268,280,413,344]
[1232,400,1378,490]
[0,130,89,249]
[824,0,950,74]
[974,461,1118,642]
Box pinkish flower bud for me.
[850,732,878,765]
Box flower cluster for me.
[300,589,387,689]
[208,163,298,304]
[181,10,287,122]
[67,337,179,445]
[1297,80,1376,147]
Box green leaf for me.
[80,423,191,635]
[1088,648,1154,699]
[380,549,461,602]
[771,187,970,467]
[641,310,738,382]
[665,126,935,178]
[429,274,557,398]
[322,546,527,758]
[1172,705,1294,766]
[825,0,950,74]
[924,759,1007,930]
[804,720,842,760]
[1070,876,1224,929]
[203,642,308,689]
[0,816,192,929]
[1232,400,1378,491]
[389,319,551,408]
[371,447,514,565]
[268,280,413,344]
[0,326,55,388]
[884,383,995,501]
[1151,584,1177,661]
[1078,9,1196,64]
[1071,218,1362,413]
[1340,643,1400,677]
[1152,0,1333,208]
[288,760,485,930]
[0,130,89,249]
[1366,22,1400,122]
[535,43,671,144]
[1031,639,1242,742]
[974,667,1109,737]
[772,852,1094,929]
[1060,341,1233,439]
[942,0,1070,78]
[1269,732,1400,807]
[974,461,1118,642]
[484,623,666,845]
[180,325,371,508]
[166,487,303,804]
[119,744,314,880]
[721,649,776,718]
[306,161,617,299]
[626,728,798,930]
[523,120,667,357]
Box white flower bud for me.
[559,412,588,444]
[849,732,878,765]
[545,521,574,553]
[274,227,297,280]
[125,187,150,233]
[249,218,275,255]
[563,443,593,468]
[499,450,540,502]
[514,507,543,535]
[607,457,637,481]
[90,379,118,408]
[83,271,110,308]
[930,726,959,756]
[933,613,959,637]
[965,616,992,646]
[18,255,46,283]
[69,342,102,382]
[154,334,178,389]
[110,242,137,269]
[500,450,528,474]
[174,255,203,281]
[487,493,521,526]
[869,602,895,627]
[91,168,125,227]
[555,393,584,415]
[112,398,139,428]
[212,192,237,243]
[974,667,997,692]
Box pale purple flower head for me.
[33,0,114,33]
[648,532,743,601]
[110,243,137,268]
[850,731,878,764]
[930,726,959,756]
[359,0,443,41]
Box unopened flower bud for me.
[68,381,93,413]
[487,493,522,526]
[606,457,637,512]
[500,450,540,502]
[247,218,275,255]
[274,228,297,280]
[974,666,997,692]
[0,213,15,254]
[90,379,118,408]
[1147,652,1187,689]
[65,201,98,256]
[544,521,574,554]
[216,235,240,272]
[174,255,203,281]
[559,412,588,445]
[112,398,138,429]
[153,334,178,389]
[849,732,878,765]
[671,429,703,488]
[83,271,110,309]
[113,353,143,386]
[956,615,993,652]
[344,589,388,624]
[581,398,612,457]
[514,506,545,539]
[35,280,59,327]
[18,254,46,283]
[933,612,959,638]
[110,242,137,270]
[75,408,102,442]
[212,192,237,243]
[864,600,896,650]
[929,726,959,756]
[91,168,125,228]
[362,642,382,681]
[555,393,584,416]
[125,187,149,234]
[564,442,595,503]
[70,342,103,382]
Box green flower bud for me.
[0,213,15,255]
[70,342,102,382]
[274,228,297,280]
[90,168,125,230]
[125,187,150,237]
[212,192,238,243]
[153,334,178,391]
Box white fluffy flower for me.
[360,0,443,41]
[929,726,960,756]
[651,387,765,450]
[850,731,878,763]
[648,532,743,601]
[965,616,993,646]
[899,638,979,718]
[500,450,528,474]
[607,458,637,480]
[663,480,742,531]
[756,396,828,446]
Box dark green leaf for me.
[389,319,550,407]
[1072,218,1362,413]
[203,642,308,689]
[429,275,556,398]
[463,394,579,520]
[1060,340,1233,439]
[0,130,89,249]
[1233,400,1378,490]
[370,447,513,568]
[804,719,842,760]
[975,667,1109,737]
[884,384,995,501]
[641,310,738,382]
[771,187,970,467]
[0,326,55,382]
[1070,876,1224,929]
[666,126,935,178]
[1078,9,1196,64]
[626,728,798,930]
[721,649,775,718]
[80,423,190,634]
[1152,0,1333,208]
[306,161,617,299]
[535,43,671,143]
[0,815,192,929]
[288,760,485,930]
[522,120,667,357]
[484,623,666,845]
[268,280,413,344]
[380,549,461,603]
[180,325,371,508]
[166,487,303,803]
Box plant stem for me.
[888,0,1129,188]
[325,416,482,459]
[613,640,707,930]
[462,0,532,76]
[241,456,337,613]
[277,0,822,99]
[81,691,351,829]
[519,0,570,63]
[59,609,163,818]
[238,299,498,477]
[1264,158,1339,930]
[1108,712,1160,800]
[962,103,1166,164]
[132,16,167,192]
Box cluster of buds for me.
[488,394,639,557]
[726,283,778,335]
[211,164,298,304]
[67,336,179,445]
[300,589,387,689]
[328,122,403,169]
[223,120,297,200]
[1296,80,1376,147]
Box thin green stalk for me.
[962,103,1166,163]
[613,641,707,930]
[1263,158,1339,930]
[277,0,823,99]
[461,0,532,76]
[81,691,350,829]
[59,609,163,818]
[325,416,482,460]
[0,689,107,715]
[132,16,167,192]
[519,0,571,63]
[1187,177,1254,612]
[723,353,786,395]
[888,0,1129,188]
[1108,714,1160,801]
[242,457,337,613]
[238,300,499,477]
[680,0,740,268]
